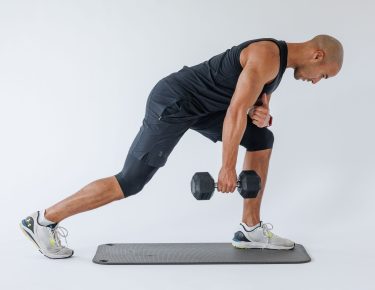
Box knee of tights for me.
[245,129,274,151]
[114,154,159,197]
[115,172,144,197]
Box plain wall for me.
[0,1,374,289]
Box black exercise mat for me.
[92,243,311,265]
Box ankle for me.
[44,209,60,224]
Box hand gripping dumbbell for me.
[190,170,261,200]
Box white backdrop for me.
[0,1,374,289]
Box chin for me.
[294,70,299,80]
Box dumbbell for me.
[191,170,261,200]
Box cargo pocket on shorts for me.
[131,150,167,168]
[159,98,207,123]
[129,120,184,168]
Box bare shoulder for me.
[239,40,280,82]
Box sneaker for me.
[232,221,295,250]
[19,211,74,259]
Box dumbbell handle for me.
[214,181,241,188]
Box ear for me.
[313,50,325,62]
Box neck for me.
[286,42,305,69]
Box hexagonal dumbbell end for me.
[237,170,261,198]
[191,172,215,200]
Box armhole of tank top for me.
[236,38,279,71]
[272,40,285,80]
[235,40,254,71]
[262,39,285,86]
[278,40,288,75]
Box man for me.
[20,35,343,259]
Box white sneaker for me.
[232,221,295,250]
[19,211,74,259]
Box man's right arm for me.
[217,44,279,193]
[221,67,266,170]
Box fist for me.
[217,167,237,193]
[249,93,271,128]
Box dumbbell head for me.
[237,170,261,198]
[191,172,215,200]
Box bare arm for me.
[222,45,278,168]
[221,67,266,169]
[217,42,279,193]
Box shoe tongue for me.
[47,223,58,229]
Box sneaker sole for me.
[19,223,74,259]
[232,240,295,250]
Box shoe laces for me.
[49,225,69,248]
[261,222,274,238]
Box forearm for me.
[220,58,272,169]
[222,108,248,169]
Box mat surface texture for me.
[93,243,311,265]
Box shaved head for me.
[288,34,343,84]
[310,34,344,69]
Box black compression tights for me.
[114,153,159,198]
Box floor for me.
[4,226,372,290]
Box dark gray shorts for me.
[128,79,274,168]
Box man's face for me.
[294,59,340,84]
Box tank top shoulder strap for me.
[234,38,288,77]
[275,40,288,79]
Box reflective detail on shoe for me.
[22,216,34,233]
